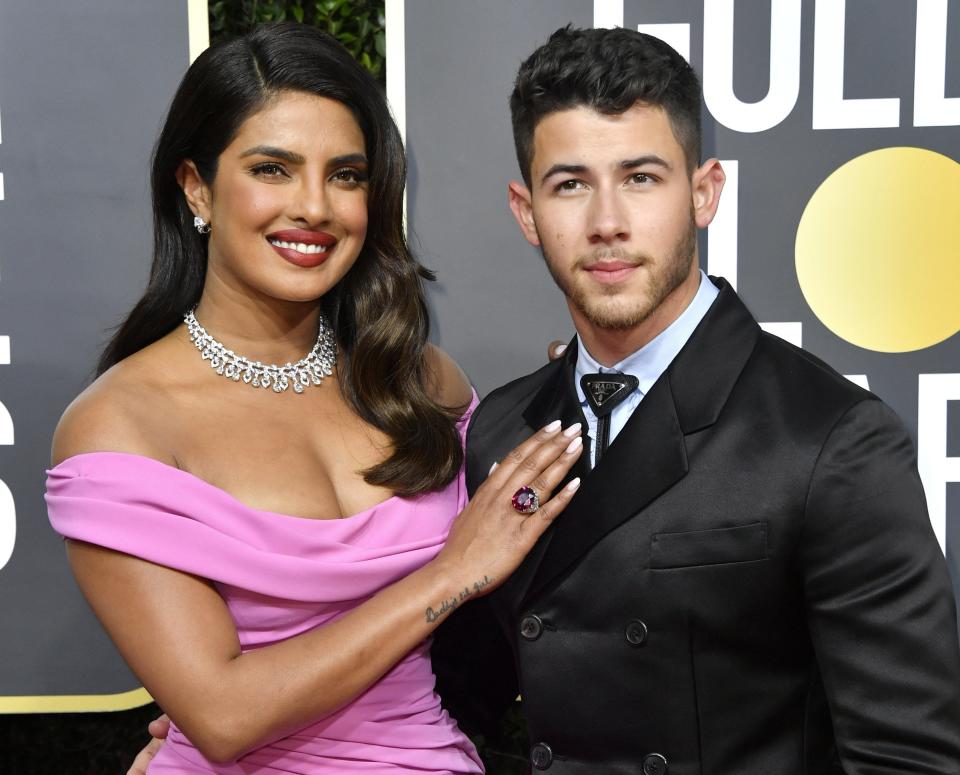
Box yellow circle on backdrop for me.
[795,147,960,353]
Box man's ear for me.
[691,158,726,229]
[176,160,212,224]
[507,180,540,247]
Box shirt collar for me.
[575,271,719,404]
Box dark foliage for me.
[0,702,160,774]
[210,0,385,82]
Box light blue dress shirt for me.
[574,271,719,467]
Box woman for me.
[45,24,583,773]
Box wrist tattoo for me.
[425,575,494,623]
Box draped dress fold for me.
[45,394,483,774]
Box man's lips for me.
[583,260,639,284]
[266,229,337,267]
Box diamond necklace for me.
[184,309,337,394]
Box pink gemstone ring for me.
[511,485,540,514]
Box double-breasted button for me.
[530,742,553,770]
[625,619,648,646]
[642,753,668,775]
[520,614,544,641]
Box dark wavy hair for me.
[98,23,465,496]
[510,25,702,185]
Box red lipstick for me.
[266,229,337,268]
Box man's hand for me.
[126,714,170,775]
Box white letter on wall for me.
[636,24,691,62]
[813,0,900,129]
[914,0,960,127]
[0,481,13,571]
[703,0,801,132]
[917,373,960,553]
[707,160,738,289]
[0,336,14,570]
[593,0,623,29]
[844,374,870,390]
[0,337,11,445]
[759,322,803,347]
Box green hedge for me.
[209,0,386,82]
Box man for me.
[431,25,960,775]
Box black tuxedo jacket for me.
[433,280,960,775]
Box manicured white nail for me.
[563,422,582,438]
[565,436,583,454]
[565,477,581,492]
[488,461,499,475]
[543,420,561,433]
[554,343,567,356]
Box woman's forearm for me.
[198,558,483,761]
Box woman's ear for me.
[176,160,212,224]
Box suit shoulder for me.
[752,330,875,408]
[470,359,562,434]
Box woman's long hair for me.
[98,23,465,496]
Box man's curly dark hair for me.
[509,25,702,185]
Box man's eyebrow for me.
[540,164,588,185]
[621,155,672,171]
[540,155,673,185]
[239,145,306,164]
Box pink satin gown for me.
[46,395,484,774]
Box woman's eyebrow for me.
[330,153,369,166]
[239,145,306,164]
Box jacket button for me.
[642,753,668,775]
[520,614,544,641]
[625,619,648,646]
[530,742,553,770]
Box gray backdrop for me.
[1,0,958,710]
[0,1,190,707]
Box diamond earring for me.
[193,215,211,234]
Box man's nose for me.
[587,188,629,243]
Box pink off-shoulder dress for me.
[45,395,483,774]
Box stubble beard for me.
[539,213,698,332]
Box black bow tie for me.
[579,372,639,464]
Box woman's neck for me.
[191,291,324,366]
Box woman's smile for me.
[266,228,338,267]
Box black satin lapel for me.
[495,342,590,614]
[522,337,581,431]
[523,375,688,606]
[670,277,760,433]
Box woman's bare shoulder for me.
[52,351,177,467]
[423,344,473,410]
